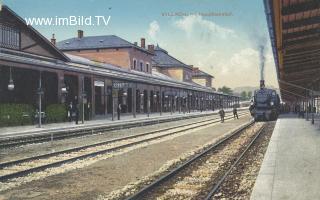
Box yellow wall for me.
[161,68,184,81]
[192,78,206,86]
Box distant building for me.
[152,45,193,82]
[57,31,154,74]
[192,67,214,88]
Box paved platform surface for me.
[251,114,320,200]
[0,108,244,139]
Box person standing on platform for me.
[233,106,238,119]
[219,108,225,123]
[117,103,122,120]
[74,103,79,125]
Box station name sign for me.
[112,81,133,89]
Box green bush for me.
[46,104,67,123]
[0,104,34,127]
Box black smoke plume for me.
[259,44,266,81]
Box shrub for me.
[0,104,34,127]
[46,104,67,123]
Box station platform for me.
[0,108,244,140]
[251,114,320,200]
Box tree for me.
[240,91,247,100]
[247,91,253,99]
[218,86,233,95]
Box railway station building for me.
[0,5,239,126]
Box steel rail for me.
[0,112,249,182]
[126,119,255,200]
[0,112,246,169]
[0,110,245,149]
[204,124,266,200]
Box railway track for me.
[125,120,266,200]
[0,112,249,183]
[0,110,247,149]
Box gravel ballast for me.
[0,115,251,200]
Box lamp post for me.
[37,72,44,128]
[61,83,68,104]
[123,90,128,117]
[82,92,87,124]
[153,94,157,113]
[174,96,177,114]
[188,92,193,113]
[140,92,144,114]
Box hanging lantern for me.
[8,67,14,91]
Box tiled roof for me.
[152,45,192,69]
[56,35,152,54]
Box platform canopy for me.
[264,0,320,102]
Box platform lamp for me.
[153,94,157,113]
[140,92,144,114]
[123,90,128,107]
[81,92,87,124]
[8,67,15,91]
[37,72,44,128]
[122,90,128,115]
[61,83,68,103]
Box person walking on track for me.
[233,106,239,119]
[219,108,225,123]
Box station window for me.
[133,59,137,70]
[140,61,144,71]
[146,63,149,72]
[0,23,20,50]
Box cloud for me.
[193,48,277,88]
[147,20,160,41]
[174,15,235,40]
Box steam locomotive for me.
[249,80,280,121]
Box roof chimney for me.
[193,67,199,71]
[147,44,154,54]
[51,34,56,46]
[140,38,145,48]
[78,30,84,39]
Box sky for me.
[3,0,279,89]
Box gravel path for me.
[0,115,251,200]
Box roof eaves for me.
[2,5,70,62]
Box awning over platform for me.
[264,0,320,102]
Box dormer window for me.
[0,23,20,50]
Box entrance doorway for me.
[94,80,105,115]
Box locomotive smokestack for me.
[260,80,265,89]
